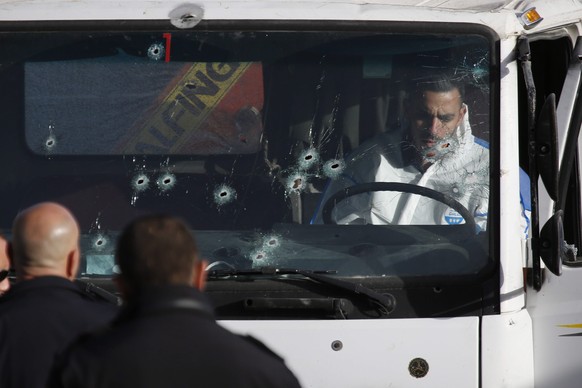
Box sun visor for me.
[24,57,264,155]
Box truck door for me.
[526,32,582,388]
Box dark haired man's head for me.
[406,74,467,169]
[115,215,206,297]
[409,74,465,102]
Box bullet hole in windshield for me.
[445,52,490,92]
[462,55,489,90]
[147,43,165,61]
[87,216,110,257]
[262,235,281,249]
[128,156,150,205]
[42,122,58,153]
[286,172,307,193]
[156,173,176,191]
[250,249,269,267]
[298,147,320,171]
[92,234,109,251]
[443,164,489,203]
[322,158,345,179]
[130,173,150,206]
[281,152,347,195]
[44,135,57,152]
[132,174,150,192]
[213,184,237,207]
[248,234,283,268]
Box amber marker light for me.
[518,7,543,29]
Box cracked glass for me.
[0,28,493,279]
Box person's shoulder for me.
[232,334,300,373]
[459,136,489,164]
[234,334,302,387]
[225,332,291,368]
[55,319,116,366]
[47,325,114,388]
[0,277,66,313]
[72,323,114,348]
[472,136,490,152]
[237,334,286,360]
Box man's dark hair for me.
[116,214,198,289]
[409,73,465,104]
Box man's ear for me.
[454,104,467,128]
[192,259,208,291]
[65,248,80,280]
[460,103,467,119]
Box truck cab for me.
[1,0,582,386]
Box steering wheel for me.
[321,182,477,232]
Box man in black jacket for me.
[0,202,118,388]
[50,214,302,388]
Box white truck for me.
[2,0,582,386]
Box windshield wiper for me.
[207,267,396,316]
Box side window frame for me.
[551,35,582,266]
[521,35,580,273]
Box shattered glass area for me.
[213,183,237,207]
[147,42,165,61]
[0,29,493,278]
[44,123,58,153]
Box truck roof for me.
[0,0,581,39]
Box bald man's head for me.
[11,202,80,281]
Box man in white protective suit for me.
[313,74,492,231]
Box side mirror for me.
[539,209,564,276]
[535,93,559,201]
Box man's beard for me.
[417,133,457,164]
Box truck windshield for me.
[0,25,493,281]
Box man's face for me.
[409,88,466,162]
[0,239,10,296]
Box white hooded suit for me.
[313,106,490,231]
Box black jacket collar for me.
[116,285,214,323]
[1,276,79,300]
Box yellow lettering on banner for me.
[123,62,250,153]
